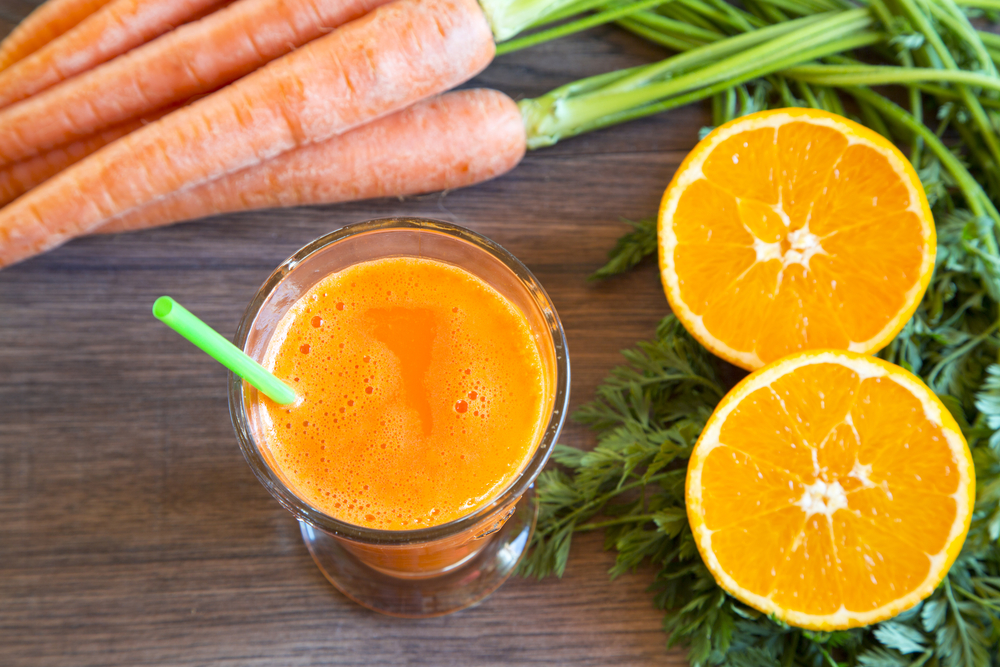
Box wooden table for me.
[0,3,702,664]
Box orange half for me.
[686,351,974,630]
[659,108,936,370]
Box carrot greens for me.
[520,0,1000,664]
[518,9,880,147]
[483,0,669,43]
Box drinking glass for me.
[229,217,570,617]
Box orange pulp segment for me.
[659,108,936,370]
[686,350,974,630]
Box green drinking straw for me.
[152,296,297,405]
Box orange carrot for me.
[95,90,525,234]
[0,0,230,108]
[0,0,113,71]
[0,0,494,268]
[0,0,390,166]
[0,101,186,207]
[0,122,140,208]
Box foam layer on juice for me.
[255,256,549,530]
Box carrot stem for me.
[783,63,1000,92]
[592,31,878,122]
[894,0,1000,177]
[525,0,658,27]
[479,0,585,40]
[495,0,666,54]
[520,8,875,147]
[603,11,833,93]
[615,16,711,50]
[618,10,724,44]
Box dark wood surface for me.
[0,3,705,664]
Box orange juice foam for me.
[255,256,549,530]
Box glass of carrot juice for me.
[229,217,570,617]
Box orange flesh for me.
[696,362,965,618]
[255,257,548,530]
[671,120,928,365]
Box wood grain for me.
[0,5,703,665]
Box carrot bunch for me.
[0,0,652,267]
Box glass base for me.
[299,489,538,617]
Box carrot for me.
[0,0,391,166]
[0,122,140,209]
[0,0,231,108]
[0,0,113,71]
[0,0,494,268]
[95,90,525,234]
[0,101,187,207]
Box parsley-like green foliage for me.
[589,218,658,281]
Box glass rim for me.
[228,217,571,545]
